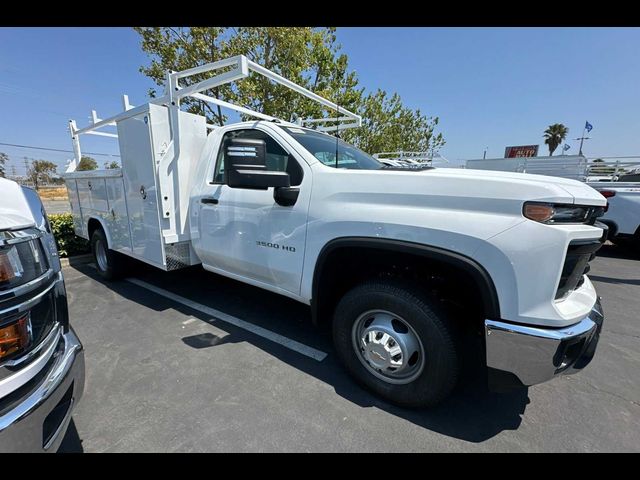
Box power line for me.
[0,141,120,157]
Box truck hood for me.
[0,178,36,230]
[424,168,607,206]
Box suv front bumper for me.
[485,298,604,391]
[0,328,85,452]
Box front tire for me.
[90,228,125,280]
[333,280,459,408]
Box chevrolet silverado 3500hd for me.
[64,55,605,407]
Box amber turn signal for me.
[523,203,555,223]
[0,249,19,283]
[0,315,31,360]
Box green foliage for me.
[27,160,57,190]
[134,27,444,155]
[104,160,120,169]
[0,152,7,178]
[342,89,445,154]
[47,213,90,258]
[77,156,98,171]
[543,123,569,156]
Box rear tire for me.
[90,228,125,280]
[333,280,460,408]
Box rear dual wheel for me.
[90,228,126,280]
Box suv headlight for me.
[0,232,49,291]
[523,202,605,225]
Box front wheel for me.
[333,280,460,408]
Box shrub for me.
[48,213,90,258]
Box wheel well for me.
[311,239,500,333]
[599,219,618,238]
[87,218,103,242]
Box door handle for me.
[201,197,219,205]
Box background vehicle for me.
[0,178,84,452]
[374,151,449,168]
[63,55,605,407]
[466,155,640,246]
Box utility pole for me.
[483,147,488,159]
[23,157,30,183]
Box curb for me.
[60,253,93,267]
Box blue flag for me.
[563,144,571,151]
[585,121,593,132]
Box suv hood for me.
[0,178,36,230]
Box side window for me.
[212,129,303,186]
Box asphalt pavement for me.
[58,244,640,452]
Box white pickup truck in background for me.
[466,155,640,247]
[63,55,606,407]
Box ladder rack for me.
[69,54,361,145]
[68,54,362,222]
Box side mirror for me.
[224,138,290,190]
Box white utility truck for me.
[64,55,606,407]
[467,155,640,247]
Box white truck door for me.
[195,127,310,296]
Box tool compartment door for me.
[116,110,165,267]
[105,176,133,252]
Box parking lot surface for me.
[59,245,640,452]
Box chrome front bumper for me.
[485,298,604,390]
[0,328,85,452]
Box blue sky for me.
[1,27,639,174]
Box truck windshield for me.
[281,126,383,170]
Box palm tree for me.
[543,123,569,156]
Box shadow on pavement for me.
[71,262,530,444]
[57,419,84,453]
[596,243,640,261]
[588,275,640,287]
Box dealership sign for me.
[504,145,539,158]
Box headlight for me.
[523,202,605,224]
[0,232,49,291]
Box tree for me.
[0,152,7,178]
[76,156,98,171]
[342,89,445,155]
[134,27,444,155]
[104,160,120,169]
[543,123,569,156]
[27,160,57,190]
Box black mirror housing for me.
[224,138,291,189]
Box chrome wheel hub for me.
[352,310,425,384]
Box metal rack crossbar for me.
[69,54,361,149]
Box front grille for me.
[555,240,603,300]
